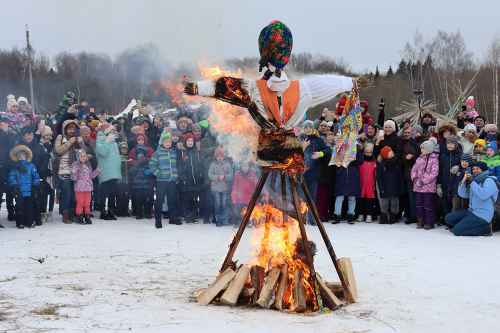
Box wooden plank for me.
[274,263,289,310]
[292,269,307,313]
[197,268,236,305]
[250,265,265,304]
[256,267,281,308]
[337,257,358,303]
[317,274,344,310]
[220,265,251,306]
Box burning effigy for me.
[184,21,363,313]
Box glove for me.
[198,119,209,129]
[436,185,443,198]
[450,165,460,175]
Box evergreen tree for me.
[387,66,394,77]
[396,59,407,76]
[374,66,380,80]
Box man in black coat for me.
[0,116,18,226]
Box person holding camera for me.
[444,162,498,236]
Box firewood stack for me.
[195,257,357,313]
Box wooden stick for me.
[299,177,354,303]
[337,257,358,303]
[274,263,289,310]
[220,265,251,306]
[197,268,236,305]
[289,176,319,310]
[220,171,270,272]
[292,269,307,313]
[256,267,281,308]
[317,274,344,310]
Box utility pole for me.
[25,24,35,114]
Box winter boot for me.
[155,217,163,229]
[416,218,424,229]
[16,224,24,229]
[169,218,183,225]
[100,211,109,220]
[357,215,365,223]
[379,214,388,224]
[388,214,397,224]
[107,210,117,220]
[332,215,341,224]
[347,214,356,224]
[62,210,72,224]
[84,215,93,225]
[365,215,373,223]
[423,224,435,230]
[77,215,86,225]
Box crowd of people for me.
[0,92,498,236]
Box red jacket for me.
[231,170,258,205]
[359,159,376,199]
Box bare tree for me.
[488,36,500,124]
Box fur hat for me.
[380,146,393,159]
[10,145,32,162]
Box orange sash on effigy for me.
[256,80,300,126]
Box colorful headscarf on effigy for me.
[330,91,363,168]
[258,20,293,77]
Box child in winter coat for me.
[438,136,462,219]
[71,150,100,224]
[208,147,234,226]
[129,146,153,219]
[455,154,472,210]
[231,162,258,225]
[358,142,377,223]
[8,145,40,229]
[115,142,130,217]
[482,143,500,179]
[411,139,440,229]
[376,146,403,224]
[149,131,181,228]
[333,149,363,224]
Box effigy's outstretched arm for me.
[184,77,252,108]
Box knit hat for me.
[464,123,477,133]
[160,131,172,144]
[461,153,473,164]
[486,143,497,153]
[214,146,225,159]
[21,126,35,136]
[258,20,293,76]
[380,146,393,159]
[303,120,315,129]
[76,149,88,159]
[474,139,486,147]
[10,145,32,162]
[184,132,195,143]
[136,133,146,143]
[473,161,489,172]
[421,138,437,154]
[384,120,396,132]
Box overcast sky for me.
[1,0,499,72]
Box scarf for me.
[473,171,490,185]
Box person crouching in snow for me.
[411,138,439,229]
[445,161,498,236]
[71,150,99,224]
[208,147,234,227]
[8,145,40,229]
[149,131,181,228]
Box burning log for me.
[250,266,265,304]
[325,281,345,299]
[316,274,344,310]
[220,265,251,306]
[292,269,307,313]
[274,263,289,310]
[256,267,281,308]
[197,268,236,305]
[337,257,357,303]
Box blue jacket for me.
[149,146,178,182]
[129,160,153,190]
[458,174,498,223]
[8,161,40,197]
[96,132,122,184]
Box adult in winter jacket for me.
[149,131,181,228]
[95,123,122,220]
[0,116,19,225]
[8,145,40,228]
[179,133,207,223]
[54,119,84,223]
[445,161,498,236]
[400,126,420,223]
[411,139,440,229]
[129,146,153,219]
[208,147,234,226]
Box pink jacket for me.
[71,161,100,193]
[359,160,376,199]
[411,153,439,193]
[231,170,258,205]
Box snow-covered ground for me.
[1,214,500,333]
